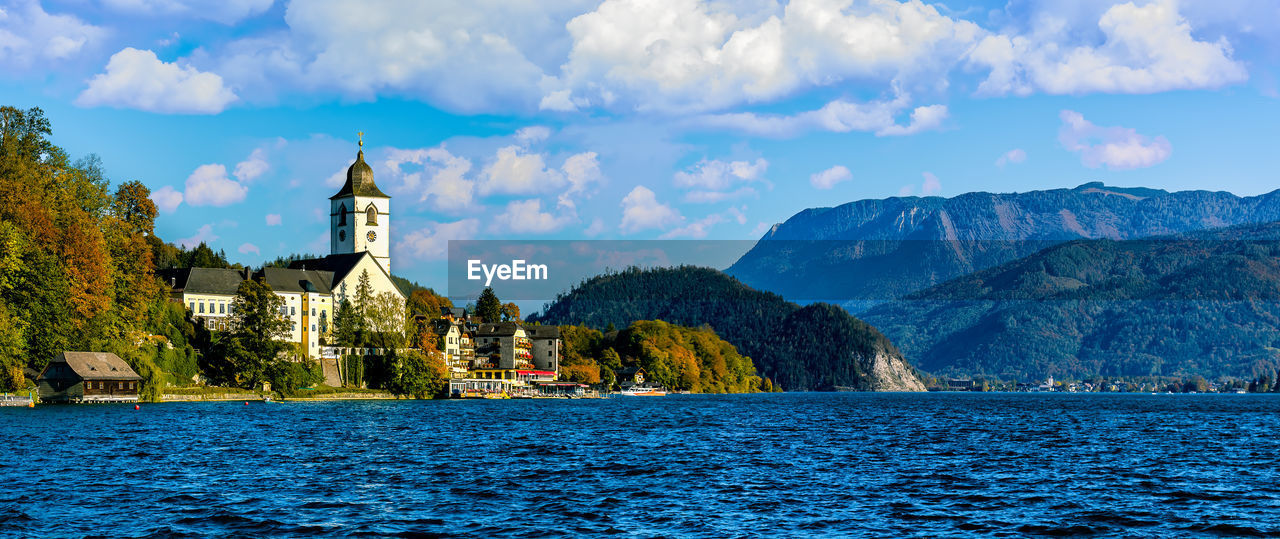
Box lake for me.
[3,393,1279,537]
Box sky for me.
[2,0,1278,294]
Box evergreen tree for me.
[332,299,359,348]
[476,287,501,323]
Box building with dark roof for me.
[254,267,336,359]
[37,352,143,403]
[158,267,250,331]
[524,325,561,372]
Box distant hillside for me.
[530,266,924,391]
[728,183,1280,307]
[861,222,1280,381]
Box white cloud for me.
[177,224,218,249]
[921,171,941,195]
[674,157,766,203]
[584,217,606,237]
[898,171,943,197]
[810,165,852,190]
[750,221,773,237]
[1058,110,1171,170]
[149,185,183,213]
[660,213,725,239]
[558,151,603,209]
[478,145,566,196]
[874,104,949,136]
[674,158,767,190]
[399,218,480,261]
[996,148,1027,167]
[183,164,248,206]
[100,0,273,24]
[557,0,981,113]
[384,146,477,211]
[77,48,238,114]
[490,199,574,234]
[683,187,758,204]
[619,185,681,233]
[514,126,552,146]
[538,89,578,111]
[237,242,260,255]
[727,206,747,225]
[698,96,947,137]
[0,1,105,69]
[265,213,282,226]
[207,0,559,113]
[233,148,270,182]
[969,0,1248,96]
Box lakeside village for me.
[930,375,1276,394]
[18,142,665,406]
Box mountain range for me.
[861,222,1280,381]
[727,182,1280,309]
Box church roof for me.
[330,149,389,199]
[287,252,404,298]
[158,267,247,295]
[256,267,335,294]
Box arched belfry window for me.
[366,205,378,225]
[337,203,348,225]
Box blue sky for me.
[2,0,1278,292]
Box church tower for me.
[330,135,391,273]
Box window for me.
[208,301,214,313]
[311,325,316,331]
[338,203,347,225]
[366,205,377,225]
[188,302,194,311]
[130,382,135,389]
[220,303,226,314]
[199,303,205,314]
[291,307,296,315]
[118,381,124,389]
[311,308,316,316]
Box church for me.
[162,141,404,360]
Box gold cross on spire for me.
[358,131,364,148]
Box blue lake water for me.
[3,393,1280,537]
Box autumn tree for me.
[406,288,452,319]
[501,302,521,322]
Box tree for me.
[386,349,448,398]
[365,291,407,352]
[476,287,501,323]
[406,288,452,318]
[501,302,521,322]
[212,279,291,389]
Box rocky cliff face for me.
[865,350,927,392]
[728,183,1280,306]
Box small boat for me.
[620,386,667,397]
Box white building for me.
[164,142,405,360]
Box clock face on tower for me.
[367,231,377,242]
[338,230,346,242]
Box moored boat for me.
[619,386,667,397]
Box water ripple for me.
[3,393,1280,537]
